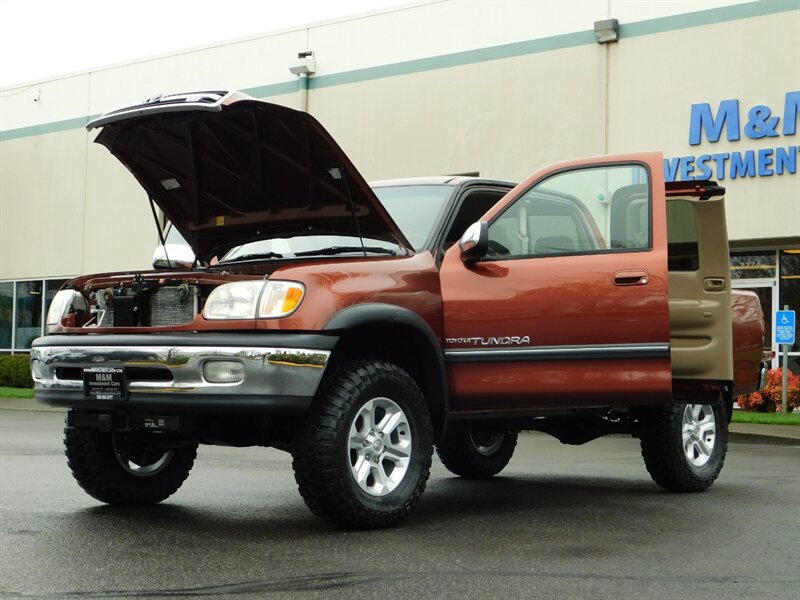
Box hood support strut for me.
[149,195,170,266]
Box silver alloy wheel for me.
[469,429,504,456]
[112,436,175,477]
[681,404,716,467]
[348,397,412,497]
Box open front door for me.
[666,184,732,385]
[439,152,673,414]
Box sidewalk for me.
[729,422,800,444]
[2,395,798,444]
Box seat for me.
[534,235,575,254]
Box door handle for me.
[613,269,649,286]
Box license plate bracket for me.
[83,367,127,401]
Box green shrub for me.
[0,355,33,388]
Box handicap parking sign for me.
[776,310,796,345]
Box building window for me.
[14,281,43,350]
[731,248,799,372]
[730,251,776,280]
[779,249,799,374]
[0,282,12,350]
[0,278,70,354]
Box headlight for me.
[202,281,305,320]
[46,290,87,333]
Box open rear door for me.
[665,182,732,385]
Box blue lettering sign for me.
[775,146,797,175]
[744,105,780,139]
[784,91,800,135]
[710,153,730,179]
[689,99,740,145]
[679,156,695,180]
[695,154,713,179]
[664,157,681,181]
[730,151,756,178]
[757,149,774,176]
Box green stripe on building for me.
[1,0,795,141]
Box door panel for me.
[667,197,732,383]
[440,153,672,413]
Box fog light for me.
[203,360,245,383]
[30,359,42,380]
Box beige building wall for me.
[608,10,800,242]
[1,0,797,282]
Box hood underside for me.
[90,91,411,261]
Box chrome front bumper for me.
[30,334,334,413]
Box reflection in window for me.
[666,200,699,272]
[779,249,799,353]
[730,251,776,280]
[0,282,12,350]
[486,164,650,259]
[15,281,43,350]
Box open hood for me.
[87,90,412,262]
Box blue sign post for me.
[776,309,796,415]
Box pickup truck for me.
[31,90,768,529]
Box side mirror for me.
[152,244,196,270]
[459,221,488,262]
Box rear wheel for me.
[436,421,518,478]
[292,360,433,529]
[64,422,197,505]
[640,403,728,492]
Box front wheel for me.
[64,422,197,505]
[436,422,518,479]
[640,403,728,492]
[292,360,433,529]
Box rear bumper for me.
[30,332,336,413]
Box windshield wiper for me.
[294,246,398,257]
[218,251,284,264]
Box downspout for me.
[298,73,309,113]
[289,51,316,113]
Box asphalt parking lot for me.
[1,408,798,600]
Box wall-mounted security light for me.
[289,51,316,75]
[594,19,619,44]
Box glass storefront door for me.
[732,278,777,367]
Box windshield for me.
[166,226,188,245]
[373,185,454,250]
[220,235,401,262]
[164,183,453,261]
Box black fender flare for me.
[323,303,448,439]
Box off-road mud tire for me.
[640,403,728,492]
[292,360,433,529]
[64,423,197,505]
[436,422,518,478]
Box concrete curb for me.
[729,422,800,445]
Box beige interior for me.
[668,196,733,383]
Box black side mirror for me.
[459,221,488,262]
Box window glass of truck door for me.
[486,165,650,258]
[666,200,700,271]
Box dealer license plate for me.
[83,367,127,401]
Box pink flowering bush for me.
[737,368,799,412]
